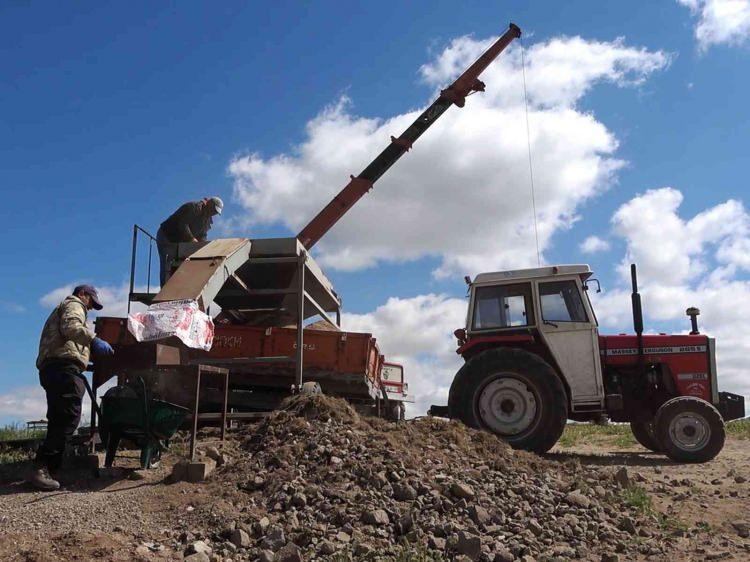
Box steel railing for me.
[128,224,157,313]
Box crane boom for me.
[297,23,521,249]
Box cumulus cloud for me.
[0,385,47,422]
[40,282,146,319]
[678,0,750,51]
[592,187,750,398]
[0,380,116,425]
[580,235,611,254]
[0,301,26,314]
[341,294,465,416]
[228,34,670,279]
[610,187,750,285]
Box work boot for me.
[26,466,60,491]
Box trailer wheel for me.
[655,396,725,463]
[384,401,405,422]
[630,421,662,452]
[449,348,568,453]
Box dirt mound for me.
[174,395,685,561]
[269,393,362,425]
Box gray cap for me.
[73,284,103,310]
[209,196,223,215]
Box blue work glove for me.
[91,337,114,356]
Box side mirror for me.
[584,278,602,293]
[454,328,467,345]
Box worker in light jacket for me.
[156,196,224,285]
[28,285,114,491]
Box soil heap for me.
[181,395,678,561]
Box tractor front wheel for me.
[630,421,662,452]
[655,396,725,463]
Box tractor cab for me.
[460,265,605,413]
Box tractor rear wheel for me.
[630,421,662,452]
[655,396,725,463]
[448,348,568,453]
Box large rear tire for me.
[448,348,568,453]
[630,421,662,452]
[655,396,725,463]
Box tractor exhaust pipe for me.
[686,307,701,335]
[631,264,645,365]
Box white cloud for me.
[592,187,750,399]
[0,301,26,314]
[341,294,465,416]
[678,0,750,51]
[0,380,116,425]
[228,34,669,279]
[580,235,611,254]
[40,282,146,319]
[0,385,47,422]
[610,187,749,285]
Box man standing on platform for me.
[156,196,223,285]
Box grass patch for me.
[558,422,635,448]
[613,432,637,448]
[559,417,750,449]
[0,424,44,466]
[0,445,34,465]
[387,546,446,562]
[620,484,689,532]
[621,484,653,514]
[726,418,750,440]
[0,423,46,442]
[657,513,688,533]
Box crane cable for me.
[520,37,542,267]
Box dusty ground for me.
[1,417,748,562]
[0,439,239,562]
[550,432,750,561]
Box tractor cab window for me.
[472,283,534,330]
[540,280,588,323]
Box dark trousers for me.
[35,362,85,471]
[156,227,177,287]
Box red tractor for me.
[431,264,745,463]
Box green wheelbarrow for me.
[98,379,189,469]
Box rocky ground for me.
[1,395,749,561]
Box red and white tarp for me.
[127,299,214,351]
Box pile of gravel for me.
[182,395,679,561]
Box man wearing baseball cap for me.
[156,196,224,285]
[27,285,114,490]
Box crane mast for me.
[297,23,522,249]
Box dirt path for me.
[551,437,750,561]
[0,450,229,562]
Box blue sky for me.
[2,1,749,422]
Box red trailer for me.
[94,314,409,419]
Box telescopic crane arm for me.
[297,23,521,249]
